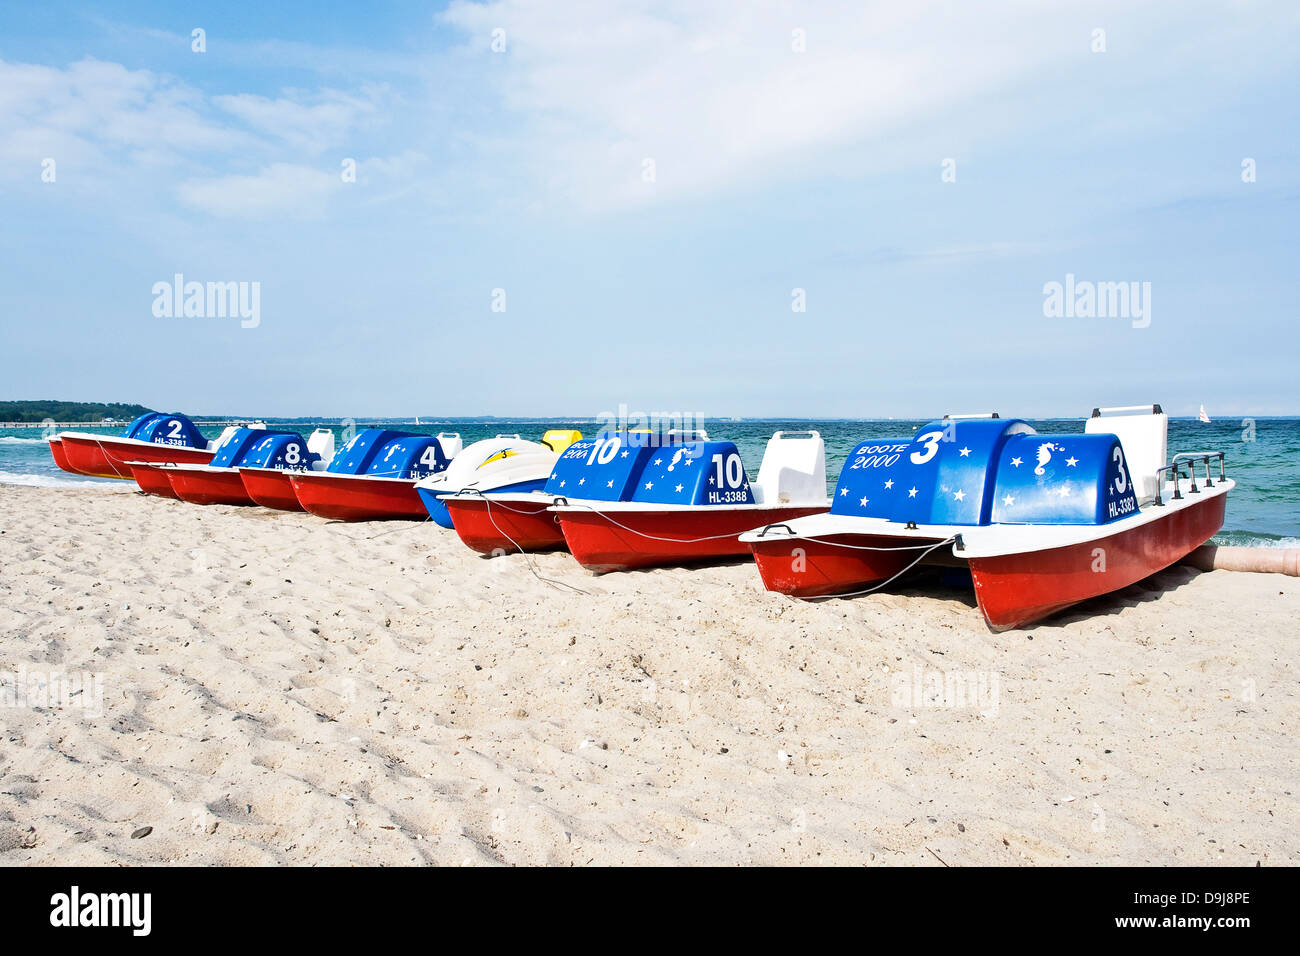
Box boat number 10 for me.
[711,453,745,488]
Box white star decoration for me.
[1059,485,1071,498]
[1003,494,1015,506]
[908,487,918,498]
[684,458,694,466]
[606,479,614,488]
[560,480,566,487]
[644,481,653,490]
[953,490,965,501]
[1066,456,1079,467]
[859,497,868,506]
[884,479,894,489]
[708,476,715,485]
[578,478,585,485]
[1011,457,1023,467]
[675,484,683,493]
[959,447,971,457]
[654,458,663,466]
[620,451,628,458]
[840,488,848,496]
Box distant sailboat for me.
[415,416,421,425]
[1198,404,1211,423]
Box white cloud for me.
[437,0,1299,214]
[175,163,340,219]
[0,57,250,173]
[213,86,389,153]
[437,0,1090,211]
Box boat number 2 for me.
[1113,446,1128,494]
[910,430,944,465]
[711,453,744,488]
[166,419,183,439]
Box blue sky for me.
[1,1,1296,418]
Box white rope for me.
[793,534,951,552]
[481,496,589,594]
[804,536,960,600]
[557,502,757,544]
[90,438,134,478]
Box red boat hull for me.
[60,435,213,480]
[558,505,828,572]
[49,438,79,474]
[167,468,256,506]
[445,497,565,554]
[969,492,1228,631]
[239,468,307,512]
[129,463,182,499]
[749,532,943,597]
[290,473,426,521]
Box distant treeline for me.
[0,400,154,422]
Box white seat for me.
[307,428,336,470]
[436,432,463,458]
[1085,405,1167,503]
[207,425,240,451]
[753,431,827,506]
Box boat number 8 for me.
[910,430,944,465]
[284,443,301,466]
[1113,446,1128,494]
[711,453,744,488]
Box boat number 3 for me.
[586,436,622,466]
[910,430,944,465]
[711,453,745,488]
[1113,446,1128,494]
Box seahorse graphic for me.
[1034,442,1057,476]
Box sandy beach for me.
[0,482,1295,866]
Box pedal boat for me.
[741,406,1232,631]
[547,430,830,572]
[131,427,318,506]
[237,429,337,510]
[54,413,215,479]
[290,430,462,521]
[415,429,582,532]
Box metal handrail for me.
[1153,452,1226,505]
[942,412,1000,420]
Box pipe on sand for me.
[1182,545,1300,576]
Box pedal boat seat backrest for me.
[1085,405,1167,504]
[307,429,336,469]
[754,430,827,505]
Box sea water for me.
[2,417,1295,547]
